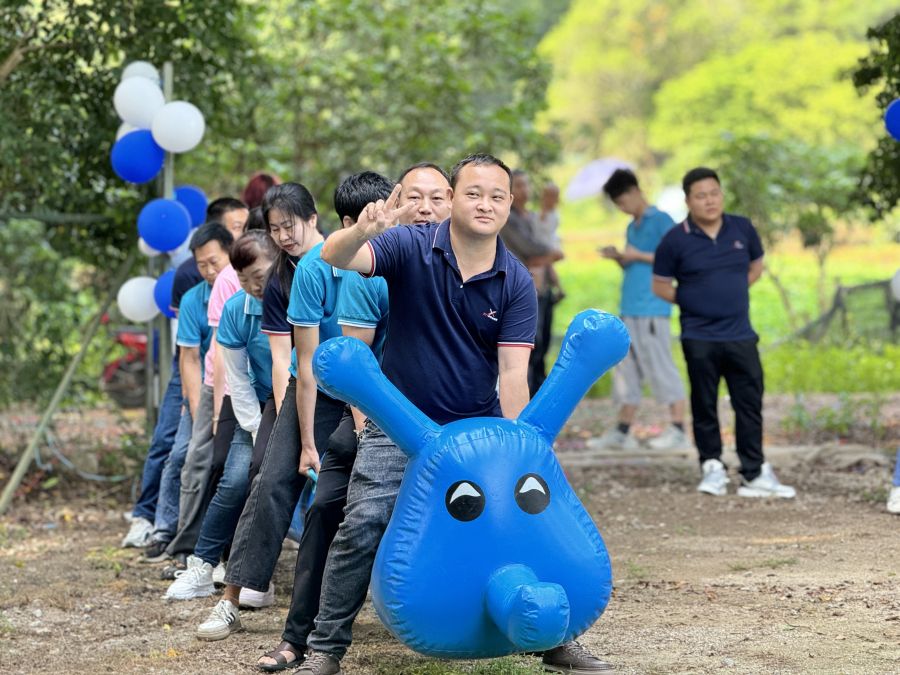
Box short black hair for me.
[206,197,247,223]
[189,221,233,253]
[333,171,394,223]
[450,153,512,189]
[602,169,639,200]
[397,162,450,185]
[245,206,265,231]
[230,230,278,272]
[682,167,720,196]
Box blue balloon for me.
[886,98,900,142]
[137,198,191,252]
[110,130,164,184]
[174,185,208,228]
[153,269,176,319]
[312,309,630,659]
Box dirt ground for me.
[1,397,899,674]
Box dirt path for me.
[2,441,898,675]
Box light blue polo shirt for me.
[336,272,389,361]
[217,289,272,401]
[286,241,345,377]
[620,206,675,317]
[176,280,213,376]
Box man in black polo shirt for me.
[297,154,612,675]
[652,167,795,499]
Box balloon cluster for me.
[112,61,209,323]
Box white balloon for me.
[151,101,205,153]
[116,122,140,140]
[138,237,161,257]
[168,237,193,267]
[122,60,160,83]
[117,276,160,323]
[114,78,165,128]
[891,269,900,302]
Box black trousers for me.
[528,288,555,396]
[282,407,358,648]
[248,395,277,484]
[682,338,764,481]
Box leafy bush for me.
[0,219,110,408]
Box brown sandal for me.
[257,641,304,672]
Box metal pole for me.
[158,61,175,403]
[0,251,137,515]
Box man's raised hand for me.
[356,184,420,239]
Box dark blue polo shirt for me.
[368,220,537,425]
[652,213,764,341]
[171,257,203,311]
[260,257,298,339]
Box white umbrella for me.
[565,157,633,201]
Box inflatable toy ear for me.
[519,309,630,445]
[312,336,440,456]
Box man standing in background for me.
[593,169,688,451]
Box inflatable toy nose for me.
[485,564,570,652]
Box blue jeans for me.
[151,407,192,544]
[893,447,900,488]
[194,426,254,566]
[306,422,407,659]
[132,362,183,522]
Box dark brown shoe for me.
[542,641,614,672]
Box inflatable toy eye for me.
[445,480,485,522]
[515,474,550,515]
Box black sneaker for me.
[160,552,187,580]
[542,641,614,672]
[141,539,170,563]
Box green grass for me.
[727,557,798,572]
[550,211,900,395]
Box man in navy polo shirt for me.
[652,167,795,499]
[298,154,611,675]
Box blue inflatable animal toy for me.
[312,309,630,658]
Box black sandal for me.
[257,641,304,672]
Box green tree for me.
[852,12,900,219]
[193,0,558,225]
[0,0,262,266]
[716,134,863,323]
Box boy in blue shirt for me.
[594,169,688,451]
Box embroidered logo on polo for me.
[734,240,745,250]
[482,309,498,322]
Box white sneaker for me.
[886,486,900,514]
[212,562,226,587]
[697,459,729,496]
[238,582,275,609]
[586,428,639,450]
[737,463,796,499]
[121,517,153,548]
[196,599,243,641]
[164,555,215,600]
[648,425,691,451]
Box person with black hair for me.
[296,154,608,675]
[252,170,404,668]
[140,223,235,562]
[500,169,563,395]
[590,168,688,451]
[165,231,282,614]
[189,181,343,635]
[207,197,249,239]
[652,167,795,499]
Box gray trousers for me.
[306,422,408,659]
[166,384,214,557]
